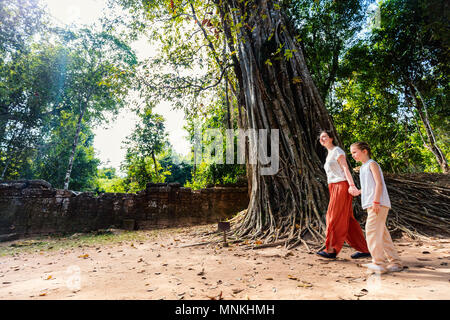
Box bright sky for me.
[41,0,190,174]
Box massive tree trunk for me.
[217,1,341,247]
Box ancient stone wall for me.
[0,180,249,240]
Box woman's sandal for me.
[351,252,371,259]
[316,250,337,259]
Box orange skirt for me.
[325,181,369,254]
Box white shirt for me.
[359,159,391,209]
[324,146,347,184]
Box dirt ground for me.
[0,224,449,300]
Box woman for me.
[316,130,370,259]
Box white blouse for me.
[324,146,347,184]
[359,159,391,209]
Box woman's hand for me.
[337,155,360,197]
[348,186,361,196]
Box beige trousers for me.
[365,206,402,267]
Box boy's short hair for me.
[351,141,372,158]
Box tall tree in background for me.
[0,0,138,187]
[336,0,449,173]
[290,0,369,102]
[29,110,100,191]
[0,0,49,179]
[121,106,169,190]
[58,28,137,189]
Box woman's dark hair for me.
[351,141,372,158]
[318,129,336,145]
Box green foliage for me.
[332,74,426,172]
[159,149,193,185]
[289,0,370,100]
[2,0,449,193]
[332,0,449,172]
[0,1,138,189]
[183,101,246,189]
[97,167,118,179]
[109,0,237,115]
[26,117,100,190]
[0,0,46,54]
[120,106,171,191]
[184,161,209,190]
[0,1,54,179]
[95,167,127,193]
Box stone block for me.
[122,219,135,230]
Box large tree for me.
[0,0,49,179]
[122,105,169,189]
[213,0,340,246]
[114,0,449,244]
[0,1,138,187]
[114,0,341,246]
[56,28,137,189]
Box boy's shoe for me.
[387,264,404,272]
[363,263,387,274]
[351,252,371,259]
[316,251,337,259]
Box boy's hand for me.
[348,186,361,196]
[372,202,380,214]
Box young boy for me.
[350,142,403,273]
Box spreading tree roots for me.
[223,174,450,251]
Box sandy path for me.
[0,224,449,300]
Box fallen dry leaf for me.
[297,281,313,288]
[354,289,368,297]
[78,254,89,259]
[207,291,223,300]
[197,268,205,276]
[285,252,294,257]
